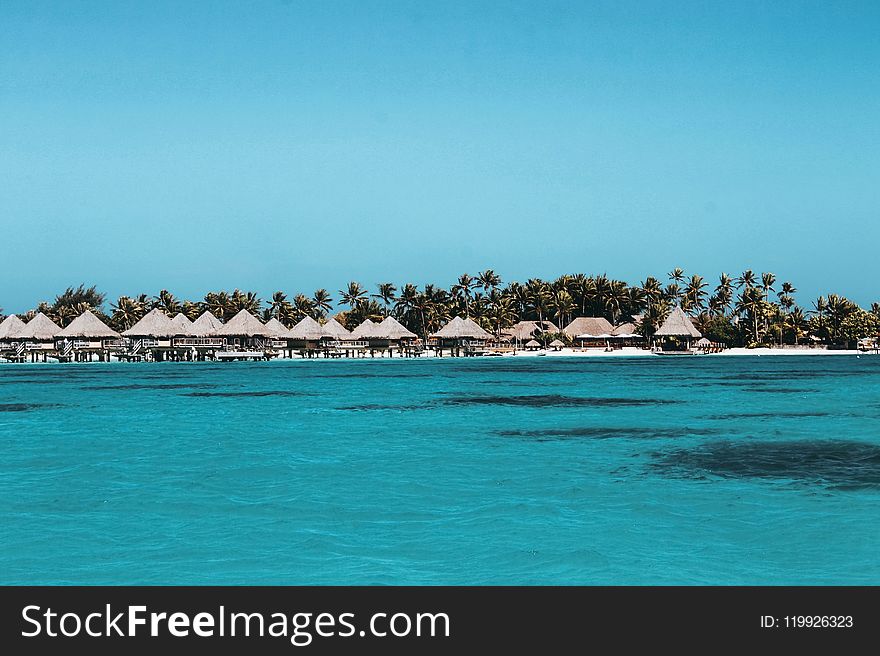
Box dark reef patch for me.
[496,426,719,440]
[0,403,62,412]
[444,394,677,408]
[742,388,819,394]
[181,391,309,398]
[336,403,434,412]
[705,411,832,420]
[83,383,217,391]
[652,439,880,490]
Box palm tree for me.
[339,282,367,310]
[181,300,201,321]
[667,267,685,286]
[373,283,397,317]
[268,291,296,325]
[451,273,476,318]
[477,269,501,295]
[203,291,230,321]
[312,289,333,319]
[735,270,757,289]
[550,290,575,329]
[682,275,708,312]
[293,294,317,321]
[735,286,765,344]
[786,307,807,345]
[525,279,550,325]
[153,289,181,315]
[110,295,145,331]
[488,296,517,338]
[713,273,734,315]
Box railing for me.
[129,340,143,355]
[268,339,287,349]
[72,340,92,349]
[14,342,26,356]
[173,338,225,348]
[25,343,49,351]
[103,339,126,348]
[328,340,368,348]
[59,341,74,358]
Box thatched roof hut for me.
[217,309,274,337]
[375,316,417,340]
[170,313,195,336]
[321,317,352,340]
[57,310,120,338]
[563,317,614,339]
[191,311,223,337]
[122,308,176,338]
[20,312,62,340]
[611,322,639,337]
[351,319,379,339]
[505,320,559,341]
[288,316,324,341]
[431,316,493,340]
[549,339,565,348]
[264,317,291,339]
[525,339,541,348]
[655,307,702,338]
[0,314,28,340]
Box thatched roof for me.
[351,319,379,339]
[611,322,639,337]
[525,339,541,347]
[57,310,120,338]
[264,317,292,339]
[549,339,565,347]
[288,316,324,340]
[505,320,559,341]
[655,307,702,338]
[564,317,614,338]
[170,313,195,336]
[122,308,176,337]
[431,316,493,340]
[20,312,62,340]
[696,337,712,346]
[0,314,28,340]
[191,311,223,337]
[321,317,352,340]
[217,309,273,337]
[375,316,417,340]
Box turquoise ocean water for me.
[1,355,878,585]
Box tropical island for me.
[1,269,878,362]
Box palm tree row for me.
[9,269,880,347]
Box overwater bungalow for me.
[322,317,353,341]
[654,307,702,353]
[174,311,226,359]
[431,316,493,356]
[371,316,420,357]
[287,315,325,356]
[17,312,62,362]
[122,309,177,360]
[216,309,275,358]
[55,310,121,361]
[351,319,379,340]
[264,318,292,349]
[0,315,28,360]
[564,317,615,349]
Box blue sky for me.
[1,0,878,312]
